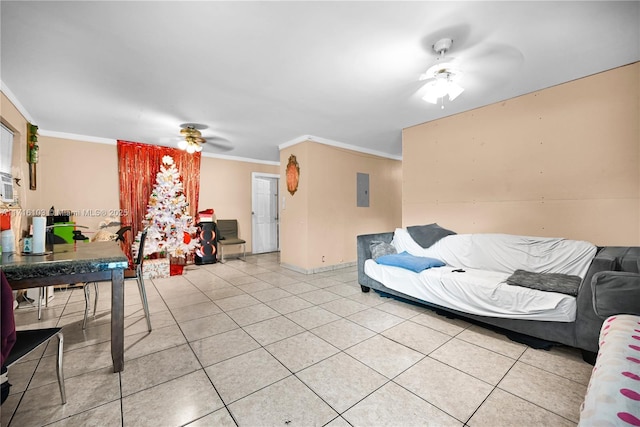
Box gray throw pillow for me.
[406,223,456,249]
[370,240,396,260]
[506,270,581,296]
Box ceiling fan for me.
[417,24,525,109]
[419,38,465,107]
[172,123,234,153]
[178,123,207,153]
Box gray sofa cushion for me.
[592,271,640,318]
[406,223,456,248]
[618,247,640,273]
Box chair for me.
[216,219,246,262]
[15,288,51,321]
[114,226,131,242]
[83,229,152,332]
[34,225,89,319]
[6,328,66,404]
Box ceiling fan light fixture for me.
[421,75,465,104]
[422,81,444,104]
[420,37,465,107]
[177,123,208,153]
[447,81,464,101]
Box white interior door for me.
[252,173,279,254]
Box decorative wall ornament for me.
[286,154,300,195]
[27,123,39,190]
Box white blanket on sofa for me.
[394,229,597,278]
[363,230,598,322]
[364,260,577,321]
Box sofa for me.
[357,224,640,359]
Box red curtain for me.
[117,140,201,261]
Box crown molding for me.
[1,81,35,123]
[202,151,279,166]
[38,130,280,165]
[39,130,117,145]
[279,134,402,161]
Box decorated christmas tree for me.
[140,155,199,259]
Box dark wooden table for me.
[1,242,129,372]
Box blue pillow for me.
[375,251,445,273]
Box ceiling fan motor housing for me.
[432,38,453,55]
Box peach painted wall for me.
[279,143,310,270]
[402,63,640,246]
[3,91,121,233]
[0,123,121,234]
[26,141,277,249]
[198,156,279,254]
[29,137,120,232]
[280,140,402,272]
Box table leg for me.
[111,268,125,372]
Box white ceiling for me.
[1,1,638,163]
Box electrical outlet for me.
[322,255,325,262]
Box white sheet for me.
[364,259,577,322]
[392,229,597,278]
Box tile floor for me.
[2,253,594,426]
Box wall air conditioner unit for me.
[0,172,13,204]
[1,124,14,203]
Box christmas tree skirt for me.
[142,259,170,279]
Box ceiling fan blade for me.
[158,136,180,145]
[465,43,524,67]
[179,122,207,131]
[204,137,233,152]
[462,43,525,88]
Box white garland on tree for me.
[141,155,199,258]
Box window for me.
[0,124,14,175]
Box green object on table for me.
[53,222,75,243]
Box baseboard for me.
[280,261,356,275]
